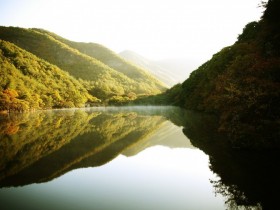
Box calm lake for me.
[0,106,278,210]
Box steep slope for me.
[0,40,96,111]
[0,27,166,101]
[166,0,280,149]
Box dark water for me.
[0,106,279,210]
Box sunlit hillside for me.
[0,26,166,108]
[32,28,166,90]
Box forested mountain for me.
[0,26,166,109]
[162,0,280,149]
[0,40,97,111]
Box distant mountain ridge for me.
[31,28,165,88]
[119,50,178,87]
[119,50,194,87]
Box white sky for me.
[0,0,265,64]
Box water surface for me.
[0,106,278,209]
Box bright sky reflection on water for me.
[0,146,225,210]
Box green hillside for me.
[0,40,97,111]
[0,27,166,102]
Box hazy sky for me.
[0,0,265,64]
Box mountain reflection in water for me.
[0,107,192,187]
[0,106,279,210]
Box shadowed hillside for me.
[156,0,280,149]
